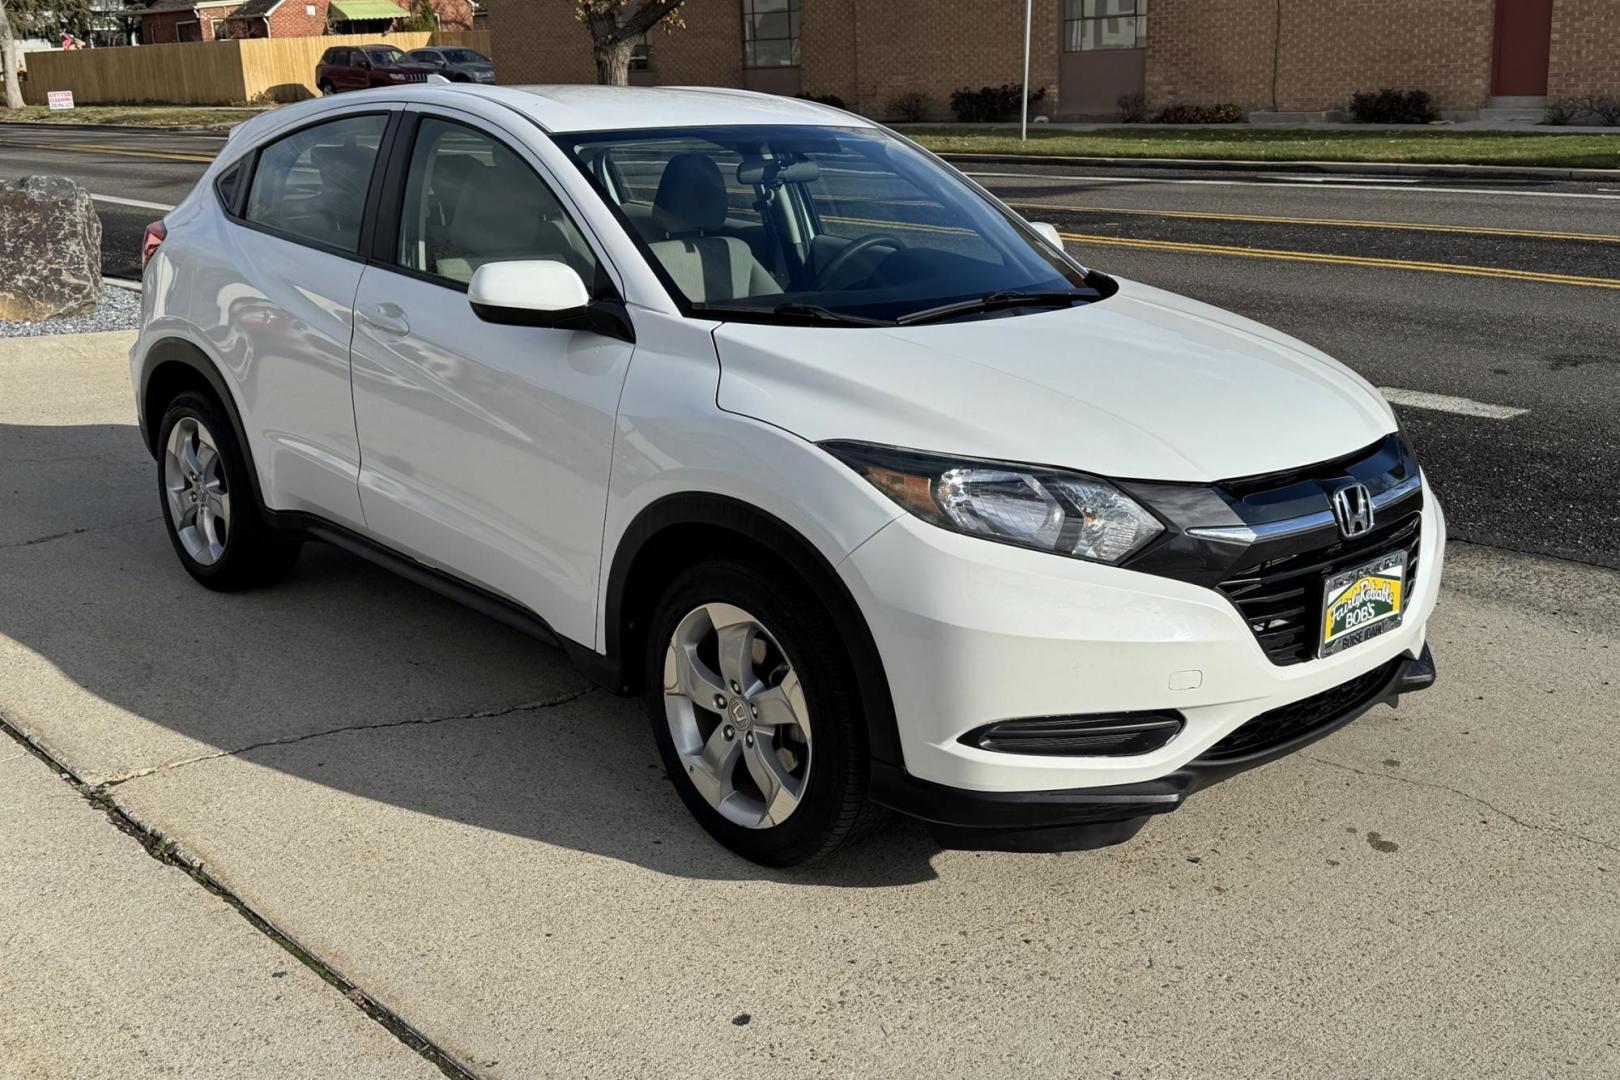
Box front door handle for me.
[357,302,410,336]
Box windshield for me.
[439,49,489,64]
[555,124,1103,325]
[366,47,406,67]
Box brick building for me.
[138,0,474,44]
[487,0,1620,121]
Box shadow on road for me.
[0,419,944,887]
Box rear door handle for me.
[357,302,410,336]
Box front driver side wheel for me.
[646,559,883,866]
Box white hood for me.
[713,277,1398,483]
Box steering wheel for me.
[817,232,907,289]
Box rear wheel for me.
[319,81,336,96]
[646,559,882,866]
[157,392,300,591]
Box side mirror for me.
[1030,221,1063,248]
[467,260,635,343]
[469,261,590,327]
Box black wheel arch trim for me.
[138,336,270,512]
[604,492,904,765]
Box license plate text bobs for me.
[1320,551,1407,657]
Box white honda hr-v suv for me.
[133,85,1442,865]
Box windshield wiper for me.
[690,302,894,327]
[895,290,1083,327]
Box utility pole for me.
[1020,0,1032,140]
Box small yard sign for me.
[47,90,75,111]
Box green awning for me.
[328,0,410,20]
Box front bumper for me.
[873,645,1435,850]
[838,488,1446,846]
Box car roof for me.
[436,84,875,133]
[228,85,875,151]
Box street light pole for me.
[1020,0,1032,141]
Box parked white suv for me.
[133,85,1442,865]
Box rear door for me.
[218,108,396,528]
[347,108,635,645]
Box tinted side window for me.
[396,118,600,288]
[244,114,387,253]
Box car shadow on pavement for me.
[0,420,944,886]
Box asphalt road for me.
[3,124,1617,568]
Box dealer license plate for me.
[1319,550,1407,658]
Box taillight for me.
[141,220,166,269]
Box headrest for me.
[451,161,547,253]
[652,153,728,236]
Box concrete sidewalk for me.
[3,330,1618,1078]
[0,734,444,1080]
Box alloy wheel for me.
[163,416,231,566]
[662,603,812,829]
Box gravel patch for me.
[0,285,143,338]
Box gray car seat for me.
[645,153,781,303]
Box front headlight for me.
[823,441,1163,564]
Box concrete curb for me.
[0,120,233,136]
[938,152,1620,182]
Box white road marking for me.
[1378,387,1529,420]
[91,194,176,212]
[967,171,1620,201]
[1266,175,1422,184]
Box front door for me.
[1492,0,1553,96]
[348,111,635,645]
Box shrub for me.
[887,91,929,123]
[1117,92,1148,123]
[1348,88,1439,124]
[1151,102,1242,124]
[1543,94,1620,126]
[949,83,1047,123]
[795,92,848,111]
[1544,96,1583,125]
[1588,94,1620,126]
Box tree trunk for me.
[0,2,24,112]
[583,8,632,87]
[592,39,633,86]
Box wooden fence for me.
[21,31,493,107]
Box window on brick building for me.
[742,0,799,67]
[1063,0,1146,51]
[615,6,652,72]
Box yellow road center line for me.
[1010,202,1620,244]
[1058,232,1620,290]
[0,140,216,163]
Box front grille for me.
[1218,511,1421,665]
[1199,658,1399,761]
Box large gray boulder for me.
[0,176,102,321]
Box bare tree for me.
[0,1,22,111]
[1,0,94,110]
[576,0,687,86]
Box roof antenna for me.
[427,73,452,85]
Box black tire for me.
[645,559,885,866]
[156,391,301,591]
[318,81,336,96]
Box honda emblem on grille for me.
[1331,482,1374,538]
